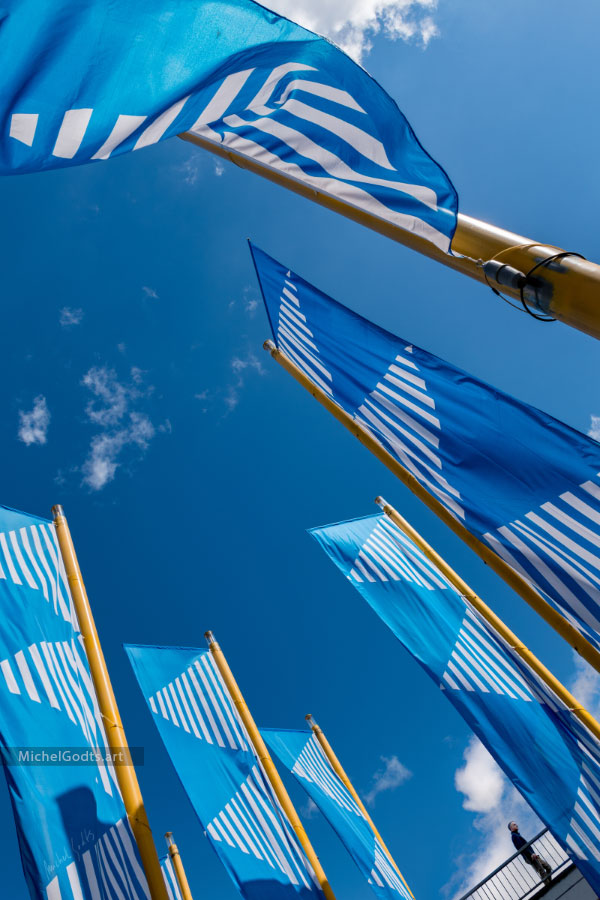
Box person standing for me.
[509,822,552,885]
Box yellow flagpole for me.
[262,339,600,676]
[179,131,600,341]
[51,505,169,900]
[165,833,194,900]
[305,714,414,898]
[377,497,600,742]
[204,631,337,900]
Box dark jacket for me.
[512,831,535,861]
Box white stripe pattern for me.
[147,653,249,750]
[483,474,600,650]
[0,520,76,625]
[349,515,453,591]
[354,348,465,522]
[160,856,184,900]
[8,58,451,251]
[44,818,150,900]
[1,636,119,797]
[207,765,313,889]
[293,735,362,817]
[566,764,600,864]
[274,273,334,398]
[290,735,411,898]
[441,608,535,701]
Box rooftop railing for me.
[456,828,572,900]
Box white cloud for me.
[300,798,319,819]
[455,737,504,813]
[589,415,600,441]
[59,307,84,327]
[364,755,412,806]
[80,366,156,491]
[231,353,265,377]
[268,0,439,61]
[18,395,50,446]
[214,160,225,177]
[447,738,542,898]
[142,286,159,300]
[174,156,201,185]
[570,651,600,720]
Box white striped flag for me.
[0,504,150,900]
[0,0,457,251]
[252,243,600,655]
[126,644,324,900]
[264,728,413,900]
[310,511,600,895]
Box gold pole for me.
[305,714,414,898]
[165,833,194,900]
[262,340,600,676]
[204,631,337,900]
[377,497,600,742]
[51,505,169,900]
[179,132,600,341]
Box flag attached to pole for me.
[0,504,150,900]
[125,644,324,900]
[252,243,600,653]
[0,0,457,252]
[310,511,600,893]
[263,728,412,900]
[161,855,184,900]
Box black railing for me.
[456,828,572,900]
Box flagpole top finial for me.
[165,832,173,846]
[51,504,65,518]
[375,496,387,510]
[263,339,276,353]
[204,630,215,646]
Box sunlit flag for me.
[0,0,457,251]
[126,644,324,900]
[310,511,600,893]
[0,504,149,900]
[252,243,600,653]
[161,855,184,900]
[264,728,413,900]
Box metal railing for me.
[457,829,572,900]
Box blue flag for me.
[252,243,600,653]
[125,644,323,900]
[0,505,149,900]
[263,728,413,900]
[0,0,457,252]
[310,511,600,893]
[160,855,184,900]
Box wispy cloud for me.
[446,738,541,898]
[589,415,600,441]
[174,155,201,185]
[268,0,439,62]
[364,755,412,807]
[223,352,266,413]
[214,160,225,177]
[80,366,156,491]
[142,286,159,300]
[59,307,84,327]
[300,798,319,819]
[570,651,600,719]
[18,395,50,446]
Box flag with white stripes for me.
[0,0,457,252]
[310,511,600,894]
[126,644,323,900]
[160,856,184,900]
[263,729,413,900]
[252,243,600,654]
[0,504,149,900]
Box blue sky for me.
[1,1,600,899]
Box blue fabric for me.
[310,511,600,894]
[0,505,149,900]
[125,644,323,900]
[160,854,184,900]
[0,0,457,252]
[252,243,600,652]
[263,728,413,900]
